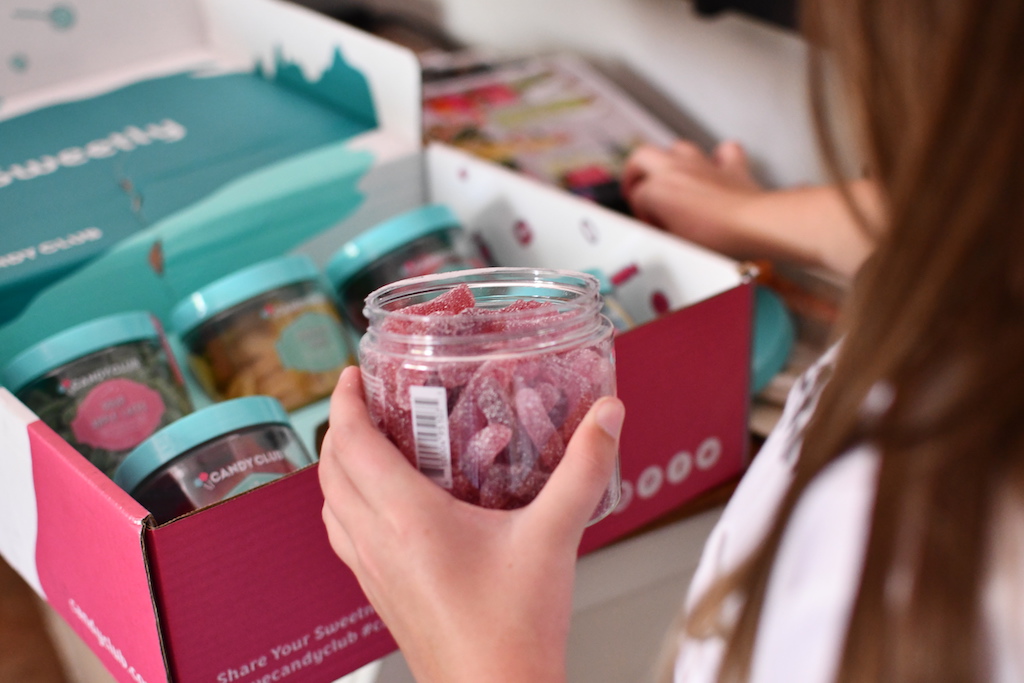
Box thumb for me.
[527,396,625,542]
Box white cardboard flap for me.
[203,0,422,149]
[426,142,742,325]
[0,0,208,117]
[0,0,422,150]
[0,388,43,596]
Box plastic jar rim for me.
[113,396,293,494]
[324,204,462,290]
[361,266,606,351]
[1,311,162,393]
[170,255,322,336]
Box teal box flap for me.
[0,51,377,327]
[0,0,423,382]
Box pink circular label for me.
[70,378,166,451]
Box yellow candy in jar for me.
[172,255,355,411]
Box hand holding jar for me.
[357,267,621,519]
[319,364,624,683]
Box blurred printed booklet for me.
[421,52,678,214]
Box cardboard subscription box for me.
[0,1,753,681]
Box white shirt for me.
[673,347,1024,682]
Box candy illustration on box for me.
[359,267,620,521]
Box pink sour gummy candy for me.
[362,284,614,510]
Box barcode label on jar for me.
[409,385,453,489]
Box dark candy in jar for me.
[1,311,193,477]
[326,204,491,333]
[114,396,314,523]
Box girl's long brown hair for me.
[681,0,1024,681]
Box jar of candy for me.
[325,204,491,333]
[172,255,353,411]
[359,267,620,522]
[113,396,315,523]
[1,311,193,477]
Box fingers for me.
[319,365,455,575]
[713,141,760,189]
[324,365,622,549]
[318,369,375,514]
[528,396,625,543]
[625,167,686,229]
[713,140,746,169]
[327,365,371,432]
[626,139,730,187]
[318,419,384,570]
[318,425,367,511]
[621,144,674,199]
[623,140,716,225]
[670,139,708,161]
[324,366,437,513]
[321,503,357,567]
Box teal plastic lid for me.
[171,255,321,336]
[751,286,796,394]
[1,311,160,393]
[325,204,462,289]
[113,396,292,493]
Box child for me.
[319,0,1024,679]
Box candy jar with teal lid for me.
[325,204,492,333]
[172,255,354,412]
[1,311,193,477]
[113,396,315,524]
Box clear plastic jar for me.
[359,267,620,522]
[325,204,491,333]
[1,311,193,477]
[583,268,635,332]
[172,255,354,411]
[113,396,315,523]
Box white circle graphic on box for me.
[696,437,722,470]
[637,465,664,499]
[667,451,693,484]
